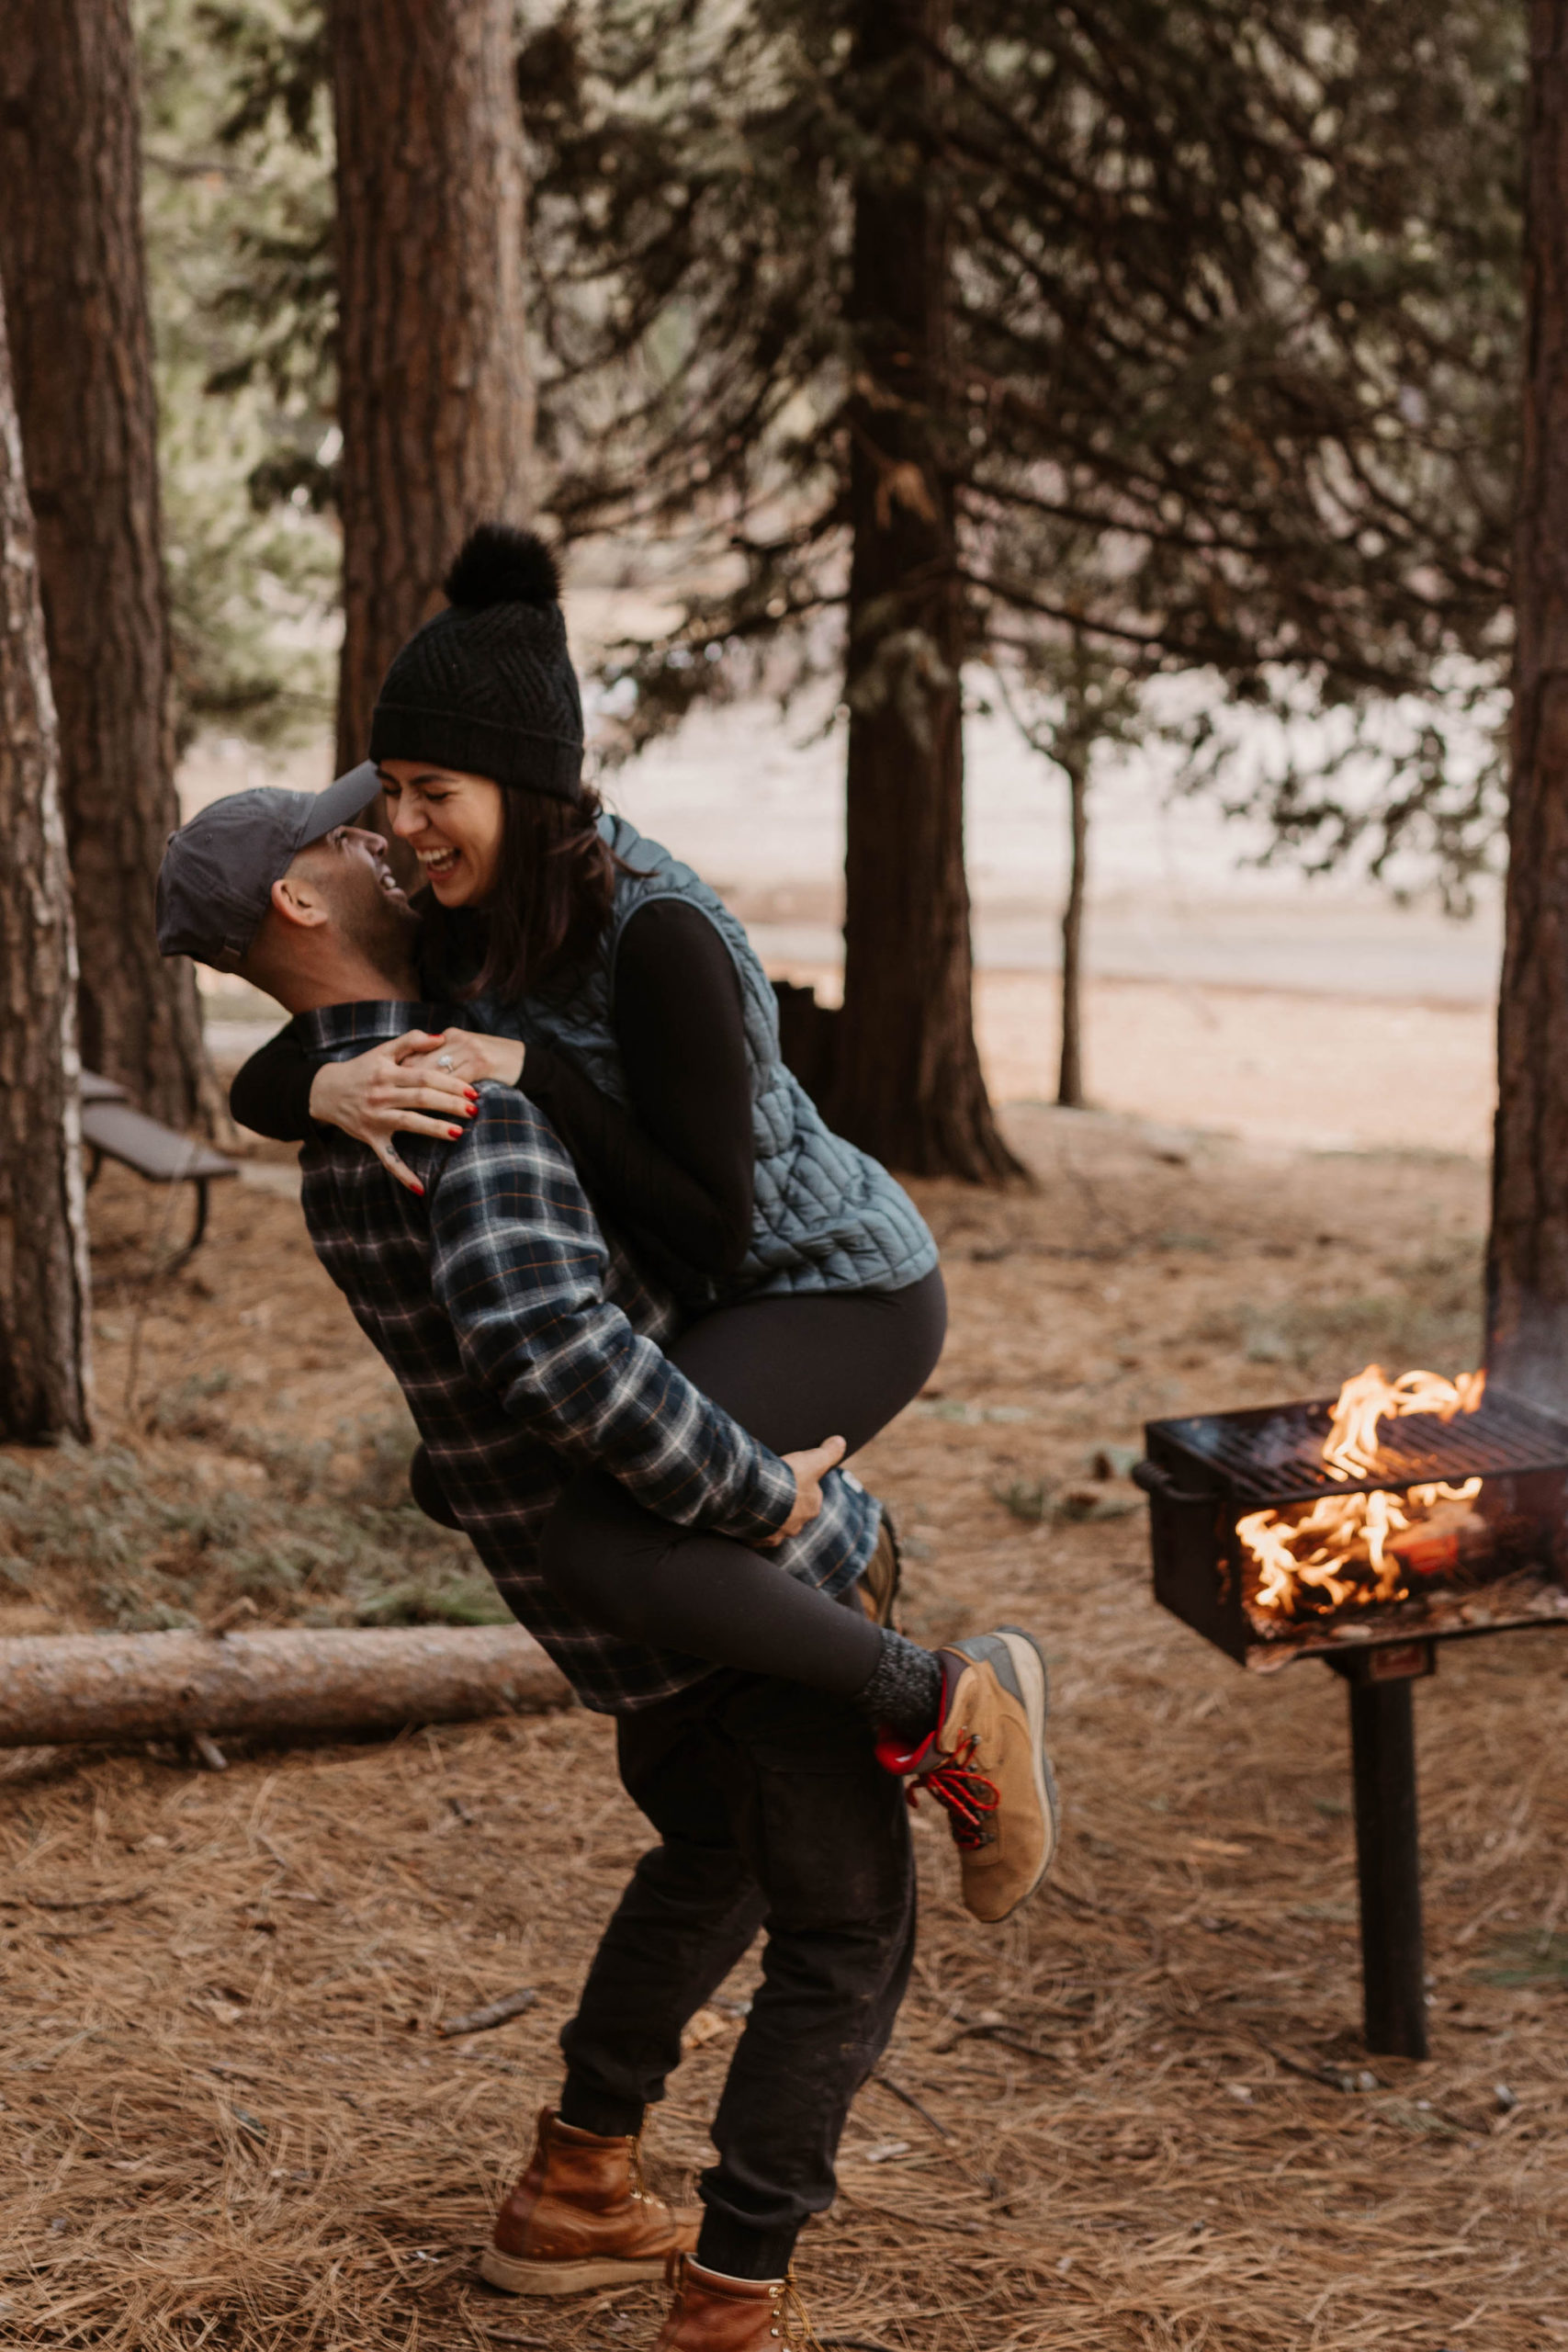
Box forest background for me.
[8,0,1568,1429]
[6,13,1568,2346]
[141,0,1526,1152]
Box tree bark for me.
[1058,751,1088,1109]
[0,288,93,1444]
[830,0,1022,1182]
[1488,6,1568,1408]
[0,0,209,1128]
[0,1625,570,1749]
[330,0,534,778]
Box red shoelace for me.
[908,1728,999,1849]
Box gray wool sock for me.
[852,1629,944,1746]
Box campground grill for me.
[1134,1382,1568,2057]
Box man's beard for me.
[338,866,423,984]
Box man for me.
[157,775,1055,2350]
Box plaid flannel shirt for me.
[295,1001,880,1713]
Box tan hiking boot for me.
[853,1514,902,1628]
[651,2255,824,2349]
[877,1628,1059,1923]
[481,2107,698,2295]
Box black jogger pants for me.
[547,1268,944,2276]
[558,1668,917,2277]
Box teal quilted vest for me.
[491,816,938,1300]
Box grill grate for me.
[1156,1387,1568,1506]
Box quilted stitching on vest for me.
[502,817,939,1301]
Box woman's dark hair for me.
[464,780,621,1003]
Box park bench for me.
[80,1069,239,1269]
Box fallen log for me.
[0,1625,571,1749]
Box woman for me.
[234,528,935,1292]
[231,526,1053,1908]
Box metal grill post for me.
[1343,1658,1428,2058]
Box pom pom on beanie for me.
[443,524,561,612]
[368,520,583,801]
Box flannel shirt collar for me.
[297,1000,453,1064]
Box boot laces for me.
[912,1726,999,1850]
[769,2270,826,2348]
[662,2256,824,2346]
[626,2132,653,2203]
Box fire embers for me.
[1237,1363,1535,1637]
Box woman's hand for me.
[421,1028,526,1088]
[761,1434,848,1547]
[307,1032,479,1195]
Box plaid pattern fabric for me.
[294,1001,880,1713]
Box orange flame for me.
[1322,1363,1485,1481]
[1239,1363,1486,1627]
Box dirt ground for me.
[5,1109,1567,2349]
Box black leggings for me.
[536,1267,946,1695]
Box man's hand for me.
[761,1434,848,1547]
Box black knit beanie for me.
[367,525,584,801]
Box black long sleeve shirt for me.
[229,899,756,1285]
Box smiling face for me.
[243,822,423,1012]
[377,760,505,907]
[290,825,422,969]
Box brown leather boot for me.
[853,1514,902,1628]
[480,2107,698,2295]
[651,2255,823,2349]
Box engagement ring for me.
[435,1053,456,1070]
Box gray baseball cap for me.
[155,763,381,970]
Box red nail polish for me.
[447,1126,463,1139]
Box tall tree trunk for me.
[0,0,209,1129]
[1488,6,1568,1408]
[1058,750,1088,1109]
[330,0,533,778]
[0,288,93,1444]
[830,0,1021,1182]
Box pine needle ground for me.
[2,1116,1563,2349]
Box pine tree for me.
[160,1,534,770]
[949,0,1520,901]
[993,639,1146,1112]
[329,0,534,774]
[0,285,93,1444]
[0,0,211,1125]
[831,0,1019,1178]
[527,0,1520,1174]
[1489,4,1568,1409]
[138,0,339,747]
